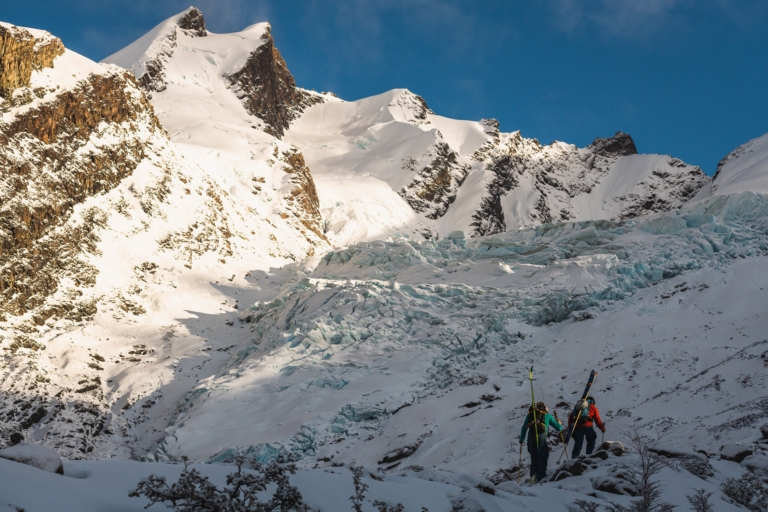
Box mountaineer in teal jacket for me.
[519,402,562,483]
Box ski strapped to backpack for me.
[528,366,539,448]
[527,403,548,436]
[559,370,597,462]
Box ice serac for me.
[226,24,324,137]
[710,132,768,196]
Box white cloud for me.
[550,0,691,37]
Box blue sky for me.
[3,0,767,174]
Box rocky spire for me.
[587,131,638,158]
[177,7,207,37]
[227,25,323,138]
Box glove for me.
[520,437,525,445]
[600,426,606,433]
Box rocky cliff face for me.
[176,7,207,36]
[0,18,331,458]
[0,23,64,98]
[0,32,158,321]
[398,142,469,219]
[226,25,324,138]
[279,148,326,242]
[468,131,708,237]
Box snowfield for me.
[2,6,768,511]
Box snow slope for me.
[711,132,768,196]
[138,192,768,477]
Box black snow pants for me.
[527,434,549,481]
[571,425,597,458]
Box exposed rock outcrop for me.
[0,23,63,98]
[177,7,207,37]
[587,131,638,158]
[134,7,208,93]
[227,26,323,138]
[399,142,470,219]
[388,90,434,126]
[280,148,326,241]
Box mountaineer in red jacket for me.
[568,396,605,458]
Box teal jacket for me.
[520,412,562,444]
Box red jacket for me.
[569,404,605,431]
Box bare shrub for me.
[129,455,311,511]
[349,466,369,512]
[605,424,675,512]
[686,489,714,512]
[721,472,768,511]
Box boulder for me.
[0,444,63,474]
[760,423,768,440]
[741,453,768,481]
[558,458,589,477]
[651,444,707,462]
[597,441,626,456]
[720,444,753,463]
[594,476,639,496]
[378,443,419,465]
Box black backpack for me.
[527,402,548,436]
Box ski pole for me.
[602,431,605,445]
[553,410,568,461]
[518,443,522,484]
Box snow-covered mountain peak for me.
[385,88,435,125]
[710,132,768,196]
[103,7,270,94]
